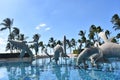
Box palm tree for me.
[88,31,95,43]
[47,43,51,54]
[111,38,118,43]
[33,34,40,41]
[0,18,14,53]
[81,36,86,43]
[111,14,120,30]
[116,33,120,39]
[70,38,76,49]
[32,33,40,55]
[8,33,14,40]
[66,39,72,53]
[49,37,54,43]
[78,30,86,36]
[116,33,120,43]
[39,41,44,47]
[96,26,103,33]
[48,37,56,53]
[49,37,56,46]
[18,34,25,41]
[89,25,97,32]
[85,40,91,48]
[12,27,20,40]
[7,27,20,52]
[18,34,29,41]
[0,18,13,34]
[56,40,62,46]
[29,44,35,52]
[89,25,103,41]
[78,30,87,49]
[89,25,96,43]
[39,41,44,54]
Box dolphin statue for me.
[53,44,69,64]
[8,40,34,59]
[76,31,120,66]
[52,44,64,64]
[76,47,102,66]
[52,36,69,64]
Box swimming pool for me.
[0,58,120,80]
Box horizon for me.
[0,0,120,53]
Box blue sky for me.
[0,0,120,52]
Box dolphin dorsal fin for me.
[98,31,114,43]
[98,32,108,42]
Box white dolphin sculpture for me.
[52,36,69,64]
[76,47,102,66]
[8,40,34,59]
[53,45,69,64]
[52,44,64,64]
[76,31,120,66]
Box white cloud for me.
[35,23,51,31]
[35,23,47,30]
[35,26,41,30]
[45,27,51,31]
[39,23,46,27]
[0,38,6,45]
[0,37,6,52]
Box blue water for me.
[0,58,120,80]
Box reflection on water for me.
[0,58,120,80]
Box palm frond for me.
[115,27,120,31]
[12,27,20,35]
[113,26,120,31]
[5,43,10,51]
[2,18,13,28]
[0,23,8,26]
[0,27,7,31]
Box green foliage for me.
[73,49,79,54]
[111,14,120,30]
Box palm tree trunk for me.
[8,27,13,53]
[70,47,72,54]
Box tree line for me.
[0,13,120,54]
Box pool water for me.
[0,58,120,80]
